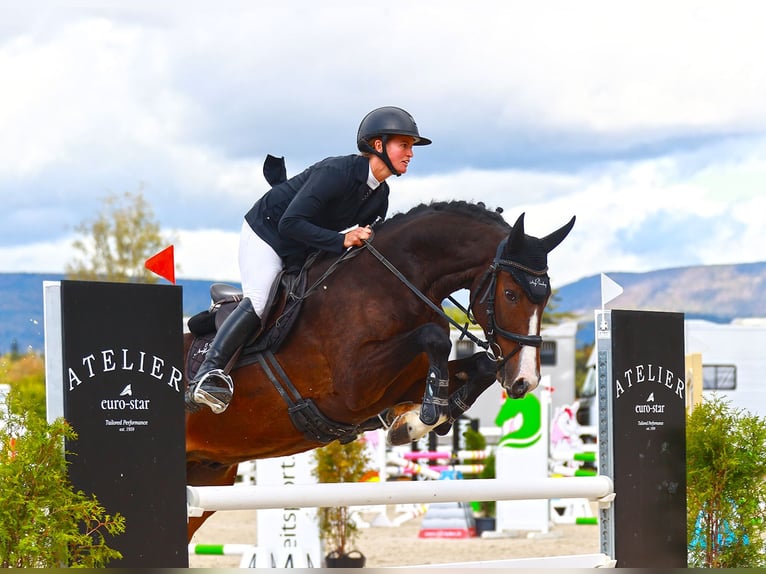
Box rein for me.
[361,239,490,352]
[361,237,543,369]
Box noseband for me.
[360,236,544,373]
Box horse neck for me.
[381,217,506,301]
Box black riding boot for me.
[419,367,450,426]
[185,298,261,414]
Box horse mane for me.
[381,200,510,230]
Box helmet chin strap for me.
[360,135,401,177]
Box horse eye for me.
[504,289,518,303]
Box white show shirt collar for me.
[367,166,381,190]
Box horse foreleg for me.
[186,461,239,541]
[433,351,498,435]
[384,351,498,445]
[386,323,452,445]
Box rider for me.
[186,106,432,414]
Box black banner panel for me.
[610,309,687,567]
[59,281,187,568]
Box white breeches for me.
[238,220,283,317]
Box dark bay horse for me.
[186,200,575,537]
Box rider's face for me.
[384,135,416,175]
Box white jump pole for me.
[187,476,613,515]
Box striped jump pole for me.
[401,449,491,461]
[386,455,442,480]
[424,464,485,474]
[189,543,255,556]
[187,476,614,515]
[552,450,597,464]
[551,465,598,478]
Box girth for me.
[255,350,361,444]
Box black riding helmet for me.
[357,106,431,176]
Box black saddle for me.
[185,255,316,380]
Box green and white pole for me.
[188,544,255,556]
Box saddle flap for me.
[210,283,243,304]
[187,254,320,362]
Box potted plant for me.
[475,450,497,533]
[311,437,372,568]
[462,427,496,534]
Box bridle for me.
[464,238,545,369]
[360,236,544,372]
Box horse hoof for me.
[434,419,453,436]
[386,410,428,446]
[386,410,441,446]
[386,416,415,446]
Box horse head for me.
[473,212,576,399]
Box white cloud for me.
[0,236,75,274]
[5,144,765,289]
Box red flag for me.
[145,245,175,284]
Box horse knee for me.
[416,323,451,361]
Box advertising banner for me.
[46,281,187,567]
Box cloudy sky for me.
[2,1,765,289]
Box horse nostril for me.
[510,379,530,398]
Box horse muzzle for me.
[502,377,529,399]
[495,339,541,399]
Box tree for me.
[66,190,173,283]
[9,339,20,361]
[0,392,125,567]
[443,288,573,329]
[543,289,577,325]
[687,395,766,567]
[0,351,46,419]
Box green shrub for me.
[0,392,125,567]
[687,395,766,567]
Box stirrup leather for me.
[190,369,234,414]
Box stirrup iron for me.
[190,369,234,414]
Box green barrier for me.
[576,516,599,525]
[573,451,597,463]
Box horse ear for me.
[505,212,526,255]
[541,216,576,253]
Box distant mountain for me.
[0,273,224,355]
[554,261,766,321]
[553,261,766,347]
[2,262,766,353]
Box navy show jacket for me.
[245,154,389,266]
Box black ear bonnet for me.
[498,213,576,304]
[496,238,551,304]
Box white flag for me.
[601,273,623,308]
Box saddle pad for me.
[185,332,273,382]
[186,333,214,381]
